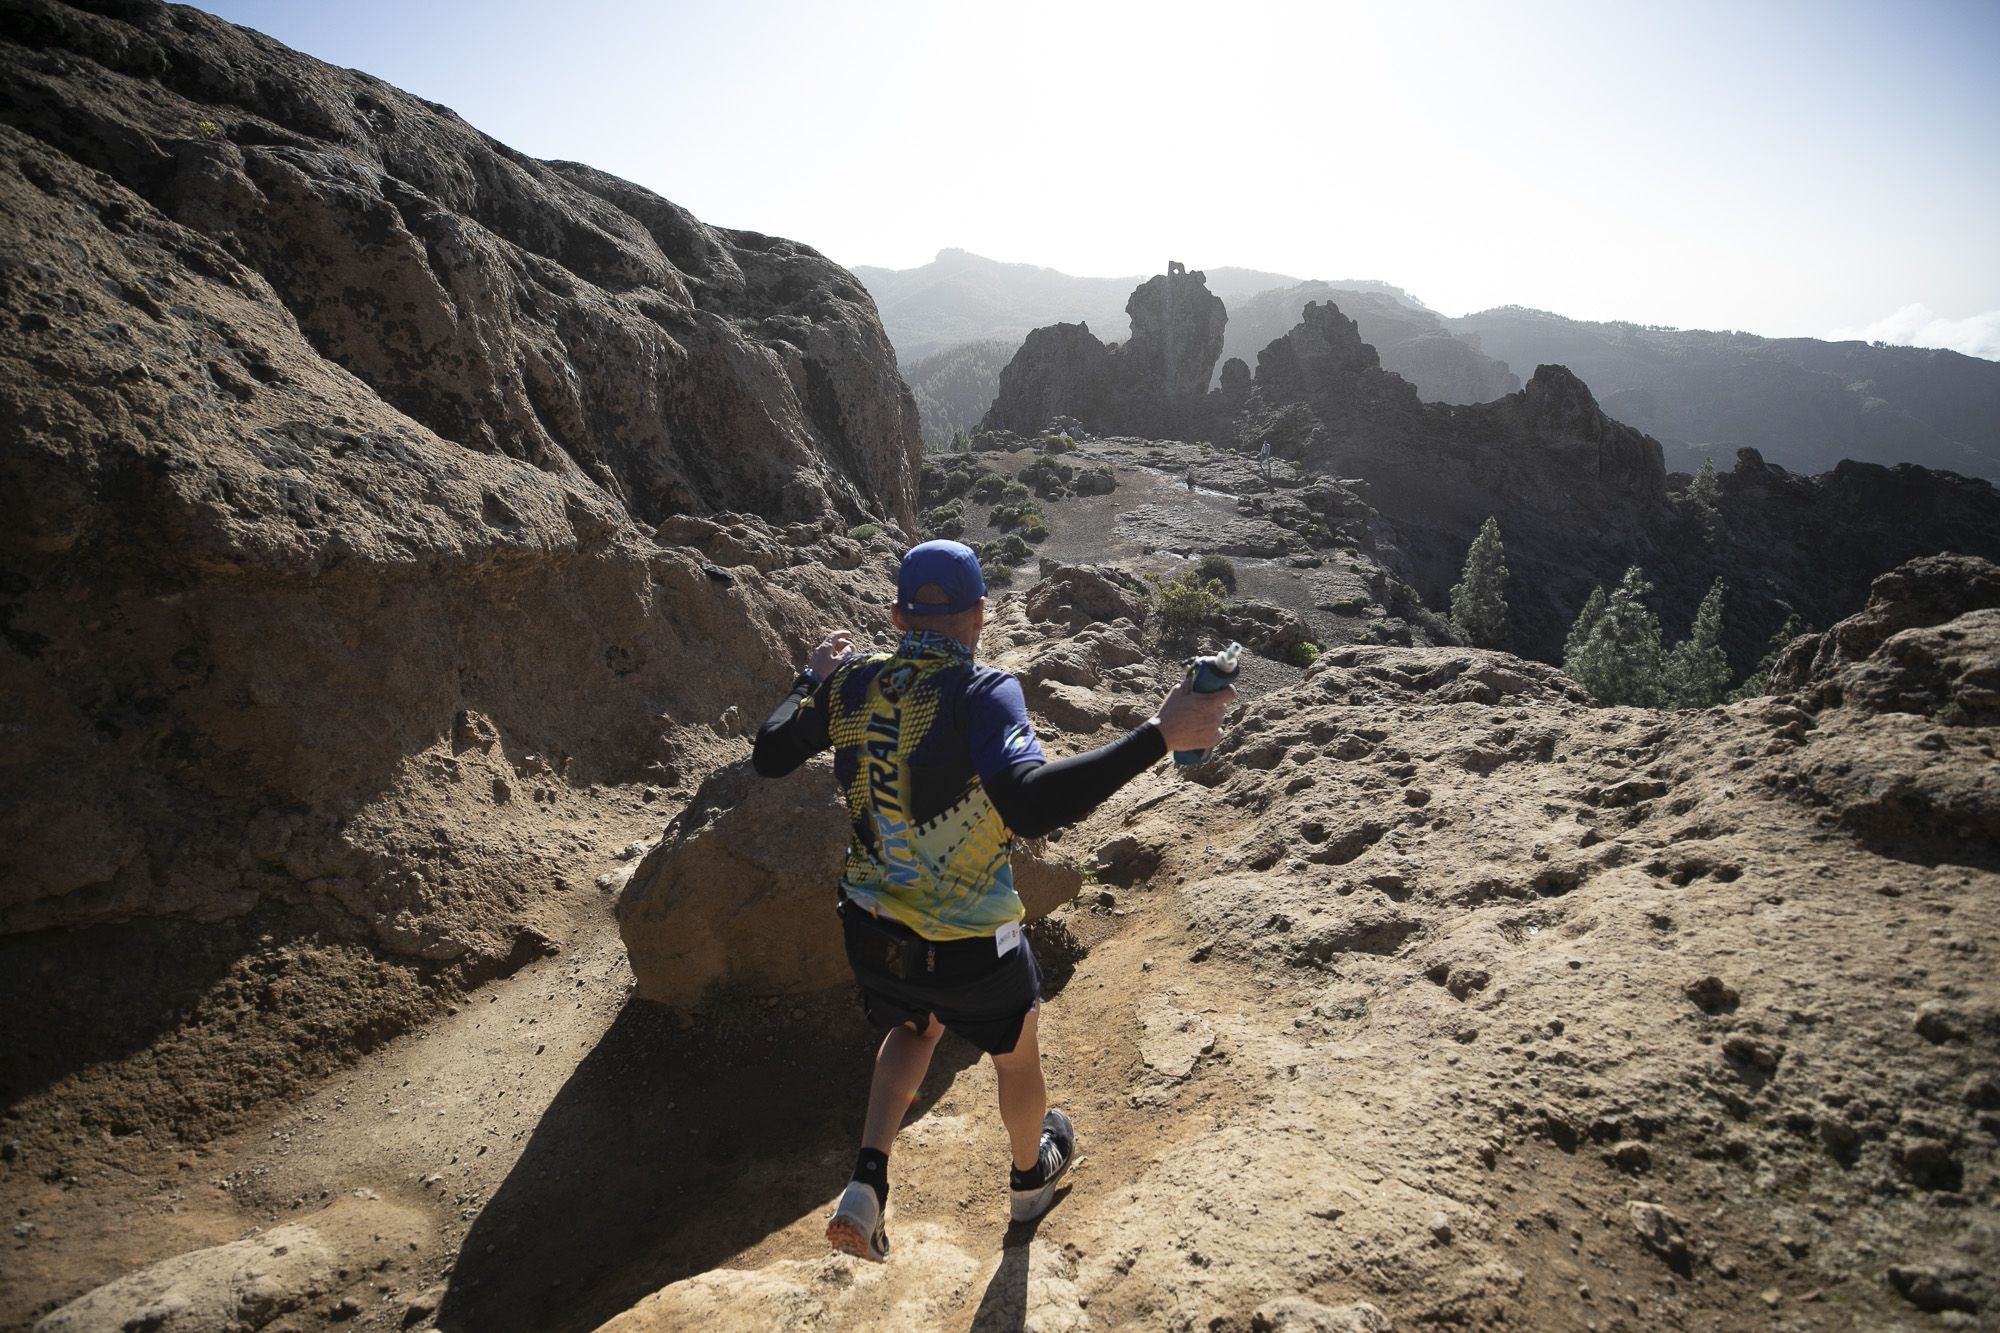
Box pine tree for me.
[1563,586,1606,668]
[1726,612,1805,702]
[1687,458,1722,542]
[1663,577,1731,708]
[1563,568,1663,707]
[1449,517,1509,648]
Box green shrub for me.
[999,480,1032,504]
[1329,596,1368,615]
[1289,640,1322,668]
[1019,515,1049,543]
[980,533,1031,566]
[922,501,965,541]
[1073,466,1116,496]
[1193,554,1237,592]
[1040,434,1078,454]
[969,473,1007,503]
[989,496,1045,532]
[847,523,882,542]
[1149,570,1228,637]
[1020,455,1075,497]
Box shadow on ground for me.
[437,993,981,1333]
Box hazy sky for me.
[192,0,2000,357]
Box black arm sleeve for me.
[751,676,832,778]
[984,722,1167,839]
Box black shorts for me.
[840,903,1042,1056]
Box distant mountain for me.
[1448,307,2000,480]
[857,252,2000,479]
[851,249,1142,365]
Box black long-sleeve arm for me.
[751,676,831,778]
[983,722,1167,839]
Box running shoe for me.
[1009,1107,1076,1222]
[827,1180,889,1262]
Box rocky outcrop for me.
[0,1,916,1137]
[983,264,1226,438]
[1121,263,1228,403]
[983,321,1113,434]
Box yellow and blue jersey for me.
[796,630,1046,940]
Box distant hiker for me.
[1257,440,1272,478]
[1184,467,1195,492]
[752,540,1234,1263]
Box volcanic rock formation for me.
[983,262,1226,439]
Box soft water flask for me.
[1173,641,1242,766]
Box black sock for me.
[853,1148,889,1202]
[1010,1159,1044,1191]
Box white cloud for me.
[1827,304,2000,361]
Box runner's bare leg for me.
[861,1015,944,1154]
[990,1007,1046,1171]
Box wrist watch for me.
[795,666,822,691]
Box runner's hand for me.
[808,631,855,678]
[1150,679,1234,753]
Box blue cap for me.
[897,540,985,616]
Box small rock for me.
[1684,976,1739,1013]
[1427,1213,1453,1243]
[331,1295,361,1320]
[1887,1263,1982,1314]
[1711,1252,1740,1279]
[616,840,650,861]
[1723,1033,1780,1070]
[1962,1075,2000,1110]
[1760,1287,1782,1307]
[1613,1142,1652,1173]
[1628,1201,1687,1259]
[1916,1003,1969,1044]
[405,1280,448,1321]
[0,1141,19,1163]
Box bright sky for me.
[192,0,2000,356]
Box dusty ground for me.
[7,444,1996,1333]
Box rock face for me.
[0,1,916,1138]
[1121,263,1229,404]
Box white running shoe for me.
[1009,1108,1076,1222]
[827,1180,889,1262]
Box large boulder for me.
[1771,553,2000,714]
